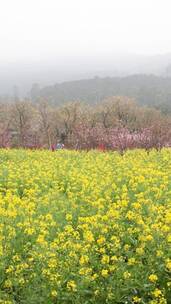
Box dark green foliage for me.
[32,75,171,110]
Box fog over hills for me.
[1,52,171,98]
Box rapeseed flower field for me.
[0,149,170,304]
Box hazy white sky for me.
[0,0,171,63]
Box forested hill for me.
[30,74,171,111]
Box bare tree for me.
[11,101,34,147]
[37,100,53,149]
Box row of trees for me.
[0,96,170,152]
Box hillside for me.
[1,52,171,97]
[30,74,171,110]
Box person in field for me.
[98,143,105,152]
[56,142,65,150]
[51,144,55,151]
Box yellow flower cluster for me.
[0,148,170,303]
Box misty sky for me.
[0,0,171,65]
